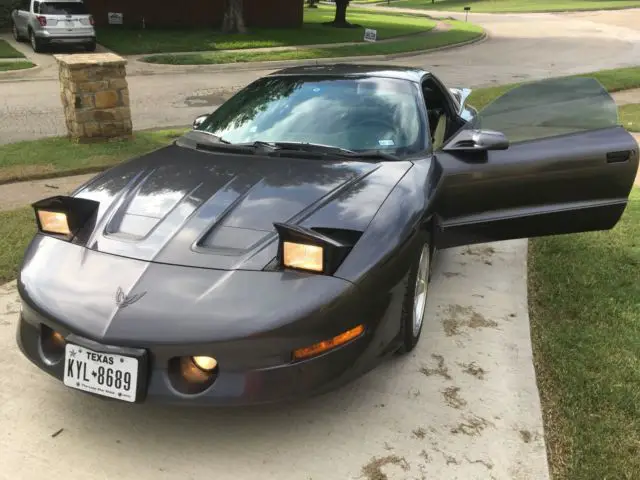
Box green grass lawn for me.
[466,66,640,110]
[97,6,437,55]
[0,61,34,72]
[0,129,185,185]
[529,188,640,479]
[0,39,25,59]
[388,0,640,12]
[620,103,640,132]
[0,207,35,284]
[141,19,480,65]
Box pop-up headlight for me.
[32,195,99,240]
[274,223,355,275]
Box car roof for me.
[269,64,430,83]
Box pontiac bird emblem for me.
[115,287,147,309]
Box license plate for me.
[63,343,139,402]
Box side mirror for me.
[192,114,209,130]
[443,129,509,152]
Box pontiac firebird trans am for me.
[16,65,639,406]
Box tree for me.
[324,0,359,28]
[222,0,246,33]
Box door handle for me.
[606,150,631,163]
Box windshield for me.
[40,2,88,14]
[196,76,427,155]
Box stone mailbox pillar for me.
[55,53,133,142]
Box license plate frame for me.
[62,334,149,403]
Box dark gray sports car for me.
[16,65,638,406]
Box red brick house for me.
[84,0,304,28]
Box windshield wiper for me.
[338,150,400,161]
[263,142,399,160]
[266,142,357,155]
[189,130,231,144]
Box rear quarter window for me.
[39,2,88,14]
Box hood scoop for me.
[77,147,380,270]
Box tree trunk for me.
[333,0,348,25]
[222,0,246,34]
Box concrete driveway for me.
[1,8,640,144]
[0,239,548,480]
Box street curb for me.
[131,29,487,76]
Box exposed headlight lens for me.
[37,210,71,235]
[192,356,218,372]
[283,241,323,272]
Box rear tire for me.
[29,30,43,53]
[396,239,432,355]
[12,23,25,42]
[84,40,97,52]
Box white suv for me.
[11,0,97,53]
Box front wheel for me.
[12,23,25,42]
[396,240,431,354]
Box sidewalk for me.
[612,88,640,105]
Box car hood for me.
[71,143,413,271]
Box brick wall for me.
[85,0,303,28]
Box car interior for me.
[421,76,465,151]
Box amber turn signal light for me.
[293,324,365,361]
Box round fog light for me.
[192,356,218,372]
[51,330,65,349]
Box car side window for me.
[421,78,454,150]
[33,1,40,13]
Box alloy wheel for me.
[412,245,430,336]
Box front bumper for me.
[16,305,382,406]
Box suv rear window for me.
[39,2,88,14]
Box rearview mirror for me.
[192,114,209,130]
[443,129,509,152]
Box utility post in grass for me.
[222,0,246,33]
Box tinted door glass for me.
[40,2,88,14]
[468,77,619,144]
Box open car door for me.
[432,76,639,249]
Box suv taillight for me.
[89,15,95,25]
[36,16,47,26]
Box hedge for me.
[0,0,20,29]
